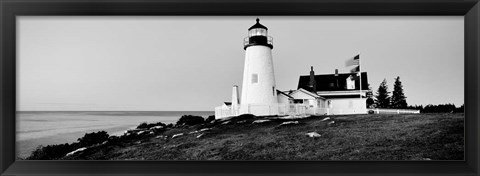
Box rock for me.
[328,121,335,125]
[172,133,184,139]
[272,115,307,119]
[199,128,211,132]
[321,117,331,121]
[189,128,211,134]
[237,120,247,124]
[221,121,230,125]
[306,132,321,138]
[279,121,299,126]
[196,134,204,138]
[137,131,145,135]
[66,147,87,157]
[149,131,154,135]
[279,115,294,119]
[149,126,164,130]
[253,120,270,124]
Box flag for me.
[345,54,360,67]
[351,73,360,80]
[350,65,360,73]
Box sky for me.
[17,16,464,111]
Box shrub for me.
[229,114,255,122]
[136,122,149,129]
[27,130,110,160]
[27,143,75,160]
[205,115,215,123]
[176,115,205,126]
[107,136,121,145]
[136,121,167,129]
[77,131,109,147]
[366,98,375,108]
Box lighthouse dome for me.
[248,18,268,30]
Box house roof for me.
[298,72,368,92]
[289,88,326,100]
[321,95,366,99]
[276,90,293,99]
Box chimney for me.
[334,69,339,89]
[309,66,317,93]
[232,85,240,106]
[231,85,240,116]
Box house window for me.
[293,99,304,104]
[251,74,258,83]
[272,86,275,96]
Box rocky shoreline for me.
[25,113,464,160]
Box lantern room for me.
[244,18,273,50]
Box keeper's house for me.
[295,67,369,115]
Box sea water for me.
[16,111,213,159]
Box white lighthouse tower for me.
[240,18,278,116]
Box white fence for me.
[215,104,329,119]
[369,108,420,114]
[326,108,368,115]
[215,105,421,119]
[215,104,287,119]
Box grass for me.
[55,113,464,160]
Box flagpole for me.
[359,53,362,99]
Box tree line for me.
[405,104,464,113]
[369,76,407,109]
[368,76,463,113]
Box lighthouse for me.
[240,18,278,115]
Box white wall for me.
[327,98,367,115]
[277,94,291,104]
[241,45,277,106]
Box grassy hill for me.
[33,113,464,160]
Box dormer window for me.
[346,76,355,89]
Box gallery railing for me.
[243,36,273,47]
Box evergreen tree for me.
[375,79,391,108]
[391,76,408,108]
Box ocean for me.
[16,111,214,159]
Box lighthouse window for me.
[251,74,258,83]
[249,29,267,37]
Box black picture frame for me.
[1,0,479,175]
